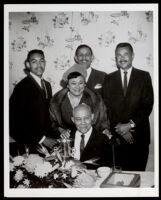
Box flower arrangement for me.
[10,139,97,188]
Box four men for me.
[9,43,154,171]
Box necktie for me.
[80,134,85,156]
[123,71,128,96]
[41,79,48,99]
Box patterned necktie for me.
[80,134,85,156]
[41,79,48,99]
[123,71,128,96]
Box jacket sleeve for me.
[10,85,43,143]
[131,72,154,126]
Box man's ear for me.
[132,52,134,61]
[71,117,74,123]
[74,55,79,64]
[91,114,94,121]
[25,61,30,70]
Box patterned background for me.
[9,11,154,170]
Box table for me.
[94,170,154,188]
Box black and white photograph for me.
[4,3,159,197]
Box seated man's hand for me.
[60,129,71,139]
[102,129,112,139]
[42,137,57,149]
[121,131,134,144]
[109,137,121,146]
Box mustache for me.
[120,60,128,62]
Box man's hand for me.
[42,137,57,149]
[121,131,134,144]
[60,129,71,139]
[102,129,112,139]
[115,123,131,135]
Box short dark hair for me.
[26,49,45,61]
[115,43,134,54]
[75,44,93,57]
[67,72,85,82]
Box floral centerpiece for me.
[10,138,96,188]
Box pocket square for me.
[94,83,102,89]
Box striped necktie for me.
[80,134,85,156]
[123,71,128,96]
[41,79,48,99]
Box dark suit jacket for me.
[70,128,112,169]
[10,75,53,145]
[86,68,107,95]
[102,67,154,145]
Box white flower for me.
[17,184,26,188]
[62,173,68,179]
[34,161,53,178]
[23,179,30,186]
[64,160,74,169]
[10,163,15,171]
[24,154,43,173]
[14,169,23,182]
[53,173,58,179]
[13,156,25,166]
[73,172,95,188]
[71,167,78,178]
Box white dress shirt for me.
[74,127,93,160]
[30,72,46,144]
[86,67,92,82]
[120,66,133,87]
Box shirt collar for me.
[86,67,92,81]
[120,66,133,74]
[30,72,43,87]
[76,126,93,137]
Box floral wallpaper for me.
[9,11,154,170]
[9,11,153,96]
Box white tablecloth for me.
[94,171,154,188]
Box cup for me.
[97,167,111,178]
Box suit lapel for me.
[126,67,136,97]
[86,68,94,88]
[115,70,125,96]
[80,129,96,160]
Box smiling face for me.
[72,104,94,134]
[75,47,93,69]
[67,75,85,97]
[115,46,134,71]
[26,53,46,78]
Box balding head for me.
[72,103,94,134]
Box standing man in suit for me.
[74,44,107,95]
[102,43,154,171]
[70,103,112,169]
[10,49,56,155]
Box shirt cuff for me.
[39,136,46,144]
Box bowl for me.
[97,167,111,178]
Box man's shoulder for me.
[91,68,107,76]
[133,67,150,76]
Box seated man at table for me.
[70,103,112,169]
